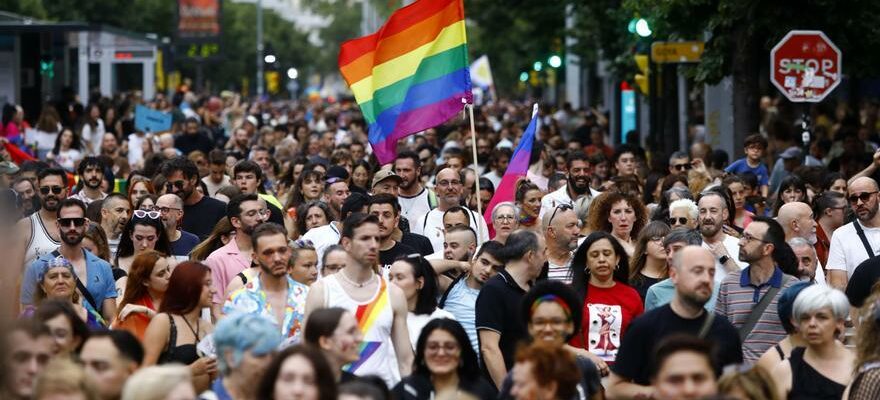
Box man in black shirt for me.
[476,229,546,389]
[368,194,416,274]
[161,156,226,240]
[608,246,742,399]
[174,117,214,156]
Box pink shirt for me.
[204,238,252,304]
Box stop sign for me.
[770,30,842,103]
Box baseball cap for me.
[371,169,403,189]
[779,147,803,160]
[0,161,19,175]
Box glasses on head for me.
[740,232,770,244]
[39,186,64,195]
[243,208,271,218]
[548,204,574,226]
[672,163,691,171]
[157,206,180,214]
[848,191,878,204]
[133,210,161,219]
[165,180,186,192]
[667,217,689,226]
[57,217,86,228]
[292,239,314,248]
[325,177,344,185]
[437,179,461,187]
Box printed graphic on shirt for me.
[343,280,389,373]
[587,303,622,361]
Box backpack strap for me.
[738,275,792,341]
[51,250,100,312]
[854,220,876,259]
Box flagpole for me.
[465,100,484,240]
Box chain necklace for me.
[338,270,375,288]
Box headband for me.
[38,256,75,283]
[531,294,572,321]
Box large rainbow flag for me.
[483,105,539,231]
[338,0,472,164]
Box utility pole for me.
[256,0,264,97]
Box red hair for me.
[159,261,209,315]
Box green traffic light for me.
[533,61,543,72]
[548,55,562,68]
[519,72,528,82]
[635,18,652,37]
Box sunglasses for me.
[165,180,186,192]
[849,191,878,204]
[57,217,86,228]
[667,217,689,226]
[133,210,161,219]
[39,186,64,195]
[672,163,691,171]
[548,204,574,226]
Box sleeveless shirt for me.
[25,213,61,267]
[788,347,846,400]
[324,274,399,387]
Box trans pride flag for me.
[483,105,539,230]
[338,0,472,164]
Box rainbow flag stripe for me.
[483,106,538,229]
[338,0,472,164]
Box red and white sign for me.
[770,30,842,103]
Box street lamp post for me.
[256,0,264,97]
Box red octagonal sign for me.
[770,30,842,103]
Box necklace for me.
[181,315,200,341]
[339,270,375,288]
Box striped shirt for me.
[714,266,796,363]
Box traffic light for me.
[547,55,562,68]
[634,54,649,95]
[39,55,54,79]
[266,71,280,94]
[628,18,652,37]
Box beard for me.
[84,177,102,189]
[41,196,61,212]
[241,222,259,236]
[61,230,84,246]
[699,219,721,237]
[399,176,415,190]
[858,203,879,222]
[680,289,710,310]
[258,260,288,278]
[570,177,590,195]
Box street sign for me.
[650,41,704,63]
[770,30,841,103]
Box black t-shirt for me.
[183,195,227,241]
[631,274,661,302]
[402,232,434,256]
[174,132,215,156]
[380,241,417,272]
[612,304,743,385]
[267,202,284,226]
[170,230,201,258]
[475,269,528,375]
[846,256,880,307]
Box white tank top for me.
[25,213,61,267]
[323,274,399,387]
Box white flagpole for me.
[464,99,484,240]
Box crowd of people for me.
[2,88,880,400]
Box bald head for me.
[777,201,817,243]
[849,177,879,193]
[672,246,715,271]
[157,193,183,210]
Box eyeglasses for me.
[133,210,161,219]
[848,191,878,204]
[548,204,574,226]
[243,208,271,218]
[495,215,517,221]
[425,342,460,354]
[158,206,181,214]
[740,232,770,244]
[57,217,86,228]
[39,186,64,195]
[649,236,665,243]
[667,217,689,226]
[436,179,461,187]
[531,317,569,328]
[672,163,691,171]
[165,180,186,192]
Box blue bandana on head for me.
[38,256,75,283]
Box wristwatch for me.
[718,255,730,265]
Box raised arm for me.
[387,283,414,377]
